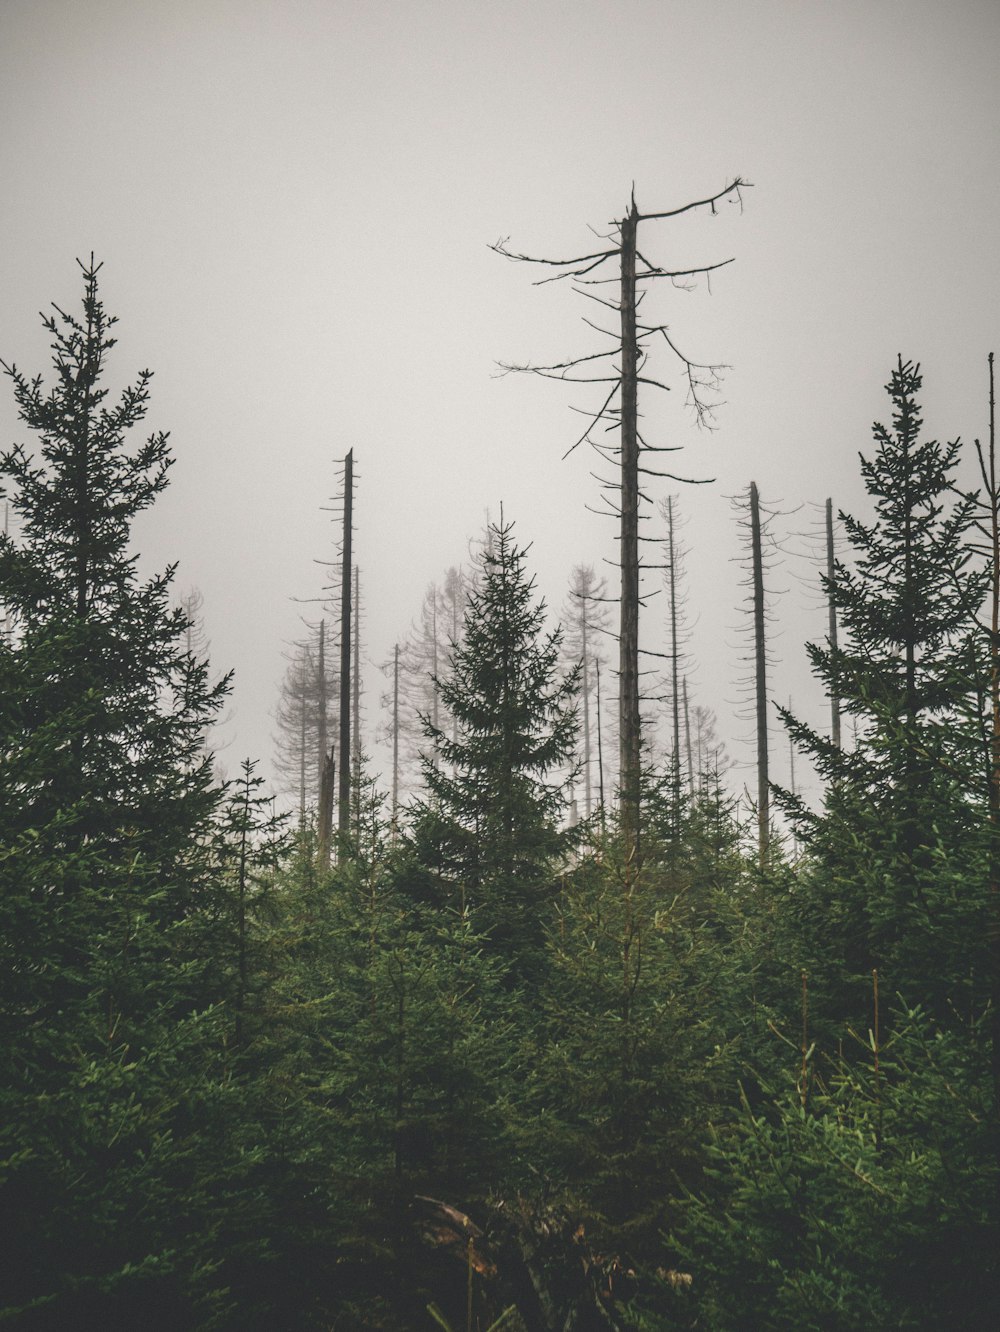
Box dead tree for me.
[659,494,694,834]
[391,642,400,831]
[302,451,355,860]
[337,450,354,847]
[352,563,363,834]
[682,676,694,798]
[750,481,770,866]
[562,565,612,819]
[733,481,788,869]
[493,179,748,862]
[825,497,842,749]
[274,620,336,826]
[970,352,1000,1129]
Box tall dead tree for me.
[391,641,400,831]
[733,481,787,868]
[659,495,693,832]
[352,564,362,820]
[337,449,354,847]
[562,565,611,819]
[750,481,770,866]
[493,179,748,862]
[274,620,337,826]
[682,676,694,798]
[826,497,842,749]
[971,352,1000,1127]
[307,451,354,862]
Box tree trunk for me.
[338,449,353,848]
[665,496,682,834]
[750,482,769,868]
[317,619,328,805]
[984,352,1000,1129]
[317,749,335,870]
[619,201,641,862]
[826,497,842,749]
[596,656,606,828]
[352,563,361,834]
[392,641,400,833]
[581,593,592,818]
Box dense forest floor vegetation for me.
[2,268,998,1330]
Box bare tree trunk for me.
[318,750,335,870]
[826,497,842,749]
[353,563,361,834]
[298,659,308,823]
[981,352,1000,1128]
[619,200,641,862]
[337,449,353,848]
[665,495,682,833]
[392,641,400,833]
[581,598,591,818]
[683,676,694,798]
[316,619,334,856]
[235,770,250,1048]
[750,481,770,868]
[317,619,328,803]
[596,657,606,830]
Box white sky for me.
[1,0,998,808]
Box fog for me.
[2,0,997,810]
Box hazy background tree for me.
[560,562,612,821]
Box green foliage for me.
[778,358,990,1032]
[517,809,738,1265]
[0,263,251,1325]
[3,275,996,1330]
[679,1002,998,1330]
[405,518,579,984]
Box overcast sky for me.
[2,0,998,809]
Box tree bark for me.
[392,641,400,833]
[826,497,842,749]
[750,482,769,868]
[665,496,682,833]
[619,201,641,862]
[338,450,353,847]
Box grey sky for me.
[2,0,997,805]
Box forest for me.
[1,239,999,1331]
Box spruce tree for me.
[779,357,989,1027]
[0,260,234,1323]
[403,519,579,984]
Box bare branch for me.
[488,237,619,285]
[496,364,622,385]
[562,382,621,460]
[581,315,620,339]
[635,250,737,282]
[572,286,621,313]
[635,177,751,223]
[504,346,621,375]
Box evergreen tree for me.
[0,260,236,1324]
[779,358,989,1028]
[677,361,1000,1331]
[403,519,579,984]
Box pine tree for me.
[780,358,989,1027]
[0,260,235,1322]
[403,519,579,984]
